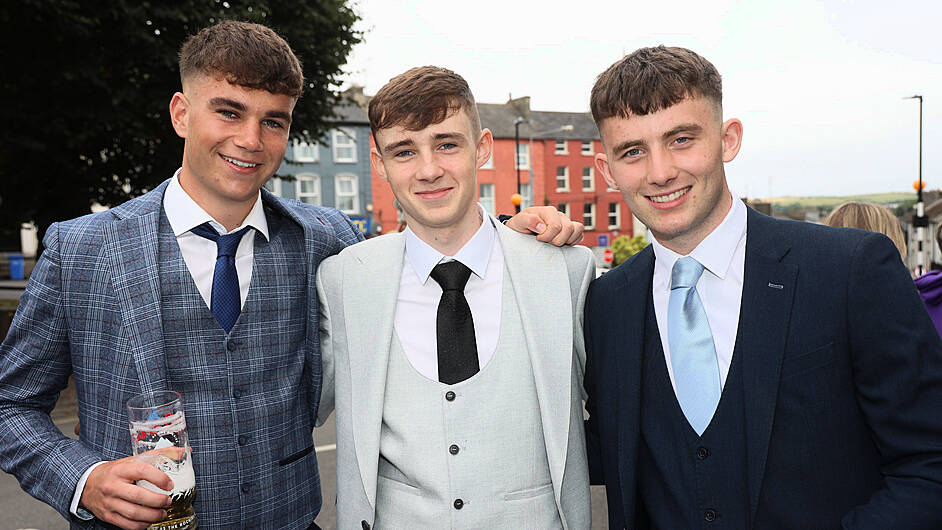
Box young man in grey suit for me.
[316,66,595,529]
[584,46,942,528]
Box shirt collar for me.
[404,204,496,284]
[163,169,270,239]
[652,194,747,285]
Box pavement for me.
[1,381,610,529]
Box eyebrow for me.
[208,97,292,124]
[382,139,415,153]
[610,123,704,154]
[381,131,467,153]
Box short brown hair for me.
[179,20,303,97]
[826,202,907,259]
[590,45,722,124]
[369,66,480,149]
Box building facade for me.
[267,102,375,236]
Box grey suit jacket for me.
[0,179,362,527]
[317,219,595,529]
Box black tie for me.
[430,261,479,384]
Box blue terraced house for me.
[267,97,375,236]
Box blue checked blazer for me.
[0,179,362,527]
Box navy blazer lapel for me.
[738,209,798,525]
[104,183,170,393]
[608,247,653,524]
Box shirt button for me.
[238,435,249,446]
[241,483,251,493]
[449,444,460,455]
[453,498,464,510]
[445,391,456,401]
[696,447,709,460]
[704,509,717,522]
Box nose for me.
[234,121,262,152]
[417,152,444,182]
[647,147,678,186]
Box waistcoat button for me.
[449,444,460,455]
[704,509,717,522]
[241,483,251,493]
[453,498,464,510]
[238,435,248,446]
[445,391,456,401]
[696,447,709,460]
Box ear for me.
[476,128,494,169]
[370,147,388,182]
[721,118,743,163]
[169,92,189,139]
[595,151,617,191]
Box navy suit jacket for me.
[584,208,942,529]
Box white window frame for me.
[332,128,357,163]
[558,202,569,219]
[519,182,533,210]
[608,202,620,229]
[581,140,593,156]
[265,177,282,197]
[295,174,321,205]
[582,166,595,191]
[556,166,569,192]
[555,139,568,155]
[292,139,319,162]
[583,202,596,230]
[479,183,495,216]
[515,143,530,170]
[334,174,359,213]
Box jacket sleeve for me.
[0,223,102,521]
[842,233,942,528]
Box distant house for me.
[267,100,374,236]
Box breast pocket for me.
[780,342,835,380]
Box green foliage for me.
[611,234,650,266]
[0,0,361,248]
[768,192,915,215]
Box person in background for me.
[914,224,942,336]
[825,201,907,259]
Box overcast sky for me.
[341,0,940,198]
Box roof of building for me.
[477,103,599,140]
[329,101,369,124]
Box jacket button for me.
[704,509,716,522]
[361,521,370,530]
[696,447,709,460]
[449,444,460,455]
[238,435,248,446]
[453,498,464,510]
[445,391,456,401]
[241,483,251,493]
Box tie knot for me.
[430,261,473,292]
[671,256,705,289]
[191,223,251,258]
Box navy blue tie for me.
[191,223,251,333]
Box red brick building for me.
[370,97,634,248]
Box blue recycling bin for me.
[8,254,24,280]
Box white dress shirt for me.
[71,171,267,518]
[394,206,503,381]
[652,195,747,393]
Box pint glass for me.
[127,390,198,530]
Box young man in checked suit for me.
[316,66,594,529]
[0,22,573,530]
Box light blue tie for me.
[667,256,721,436]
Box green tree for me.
[0,0,361,248]
[611,234,650,266]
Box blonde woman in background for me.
[825,201,907,259]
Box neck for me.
[178,169,256,232]
[407,209,483,256]
[657,190,734,255]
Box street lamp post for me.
[906,95,926,275]
[514,117,525,213]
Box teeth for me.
[222,155,259,168]
[650,187,688,203]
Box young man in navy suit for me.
[584,45,942,529]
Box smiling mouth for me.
[220,154,260,169]
[648,187,690,203]
[416,188,452,200]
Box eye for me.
[218,109,237,119]
[262,119,285,130]
[674,136,692,145]
[439,142,458,151]
[393,149,415,159]
[624,147,643,159]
